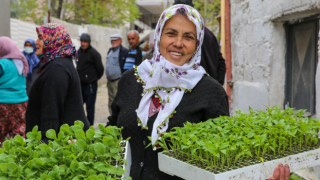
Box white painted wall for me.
[10,19,38,51]
[230,0,320,114]
[9,17,129,85]
[10,18,82,53]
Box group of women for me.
[0,4,289,180]
[0,24,89,143]
[0,37,43,142]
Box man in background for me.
[123,30,142,72]
[174,0,226,85]
[77,33,104,126]
[105,34,128,114]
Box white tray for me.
[158,148,320,180]
[112,141,131,179]
[122,141,131,179]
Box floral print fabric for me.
[148,95,160,117]
[36,23,77,64]
[0,101,28,143]
[136,5,206,149]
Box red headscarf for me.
[36,23,77,64]
[0,36,29,76]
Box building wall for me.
[7,17,128,85]
[230,0,320,114]
[51,18,129,85]
[0,0,11,37]
[138,14,160,29]
[10,19,38,50]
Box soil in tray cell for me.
[164,146,320,174]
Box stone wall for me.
[51,18,129,84]
[230,0,320,114]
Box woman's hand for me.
[268,164,290,180]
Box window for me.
[285,15,319,116]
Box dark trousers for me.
[81,81,98,126]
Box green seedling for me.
[159,105,320,173]
[0,122,131,180]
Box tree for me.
[10,0,140,27]
[10,0,45,24]
[193,0,221,38]
[50,0,64,19]
[193,0,220,26]
[64,0,140,27]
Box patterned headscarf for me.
[23,38,40,81]
[36,23,76,64]
[135,5,206,149]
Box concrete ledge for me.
[270,2,320,22]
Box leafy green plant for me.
[158,106,320,174]
[0,121,131,180]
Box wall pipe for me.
[221,0,225,60]
[48,0,51,23]
[225,0,232,108]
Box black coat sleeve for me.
[202,77,230,120]
[93,50,104,79]
[107,71,126,126]
[38,64,70,137]
[212,93,229,118]
[213,34,226,85]
[135,47,143,66]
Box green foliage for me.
[63,0,140,27]
[158,106,320,173]
[193,0,221,37]
[10,0,45,24]
[0,121,131,180]
[289,173,306,180]
[10,0,140,27]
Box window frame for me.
[284,15,319,116]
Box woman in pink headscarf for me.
[0,37,29,143]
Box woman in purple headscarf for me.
[107,5,229,180]
[0,36,29,143]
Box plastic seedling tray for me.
[158,148,320,180]
[122,141,131,179]
[112,141,131,179]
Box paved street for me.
[91,84,110,129]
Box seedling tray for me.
[122,141,131,179]
[111,141,131,179]
[158,148,320,180]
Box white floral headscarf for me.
[134,4,206,149]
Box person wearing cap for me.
[105,34,128,114]
[76,33,104,126]
[173,0,226,86]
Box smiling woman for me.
[160,11,197,66]
[106,4,229,180]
